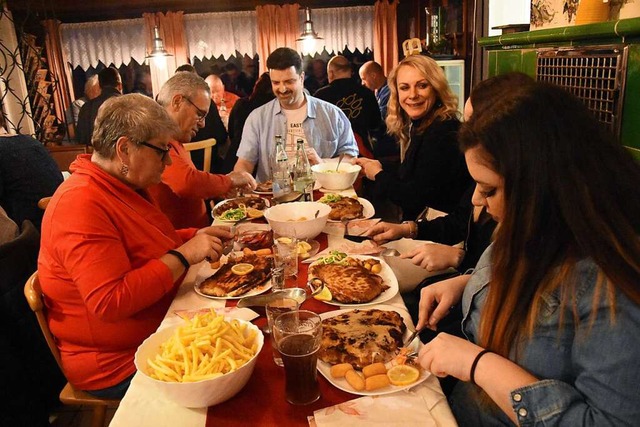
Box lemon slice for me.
[313,286,332,301]
[387,365,420,386]
[231,263,254,276]
[277,237,293,244]
[246,208,263,219]
[297,241,312,252]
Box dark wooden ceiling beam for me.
[7,0,376,23]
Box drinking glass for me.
[272,310,322,405]
[265,297,300,366]
[273,237,298,278]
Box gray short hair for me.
[156,72,210,107]
[92,93,179,158]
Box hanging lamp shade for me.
[296,7,323,41]
[146,26,173,58]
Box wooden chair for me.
[24,272,119,427]
[183,138,217,172]
[37,197,52,210]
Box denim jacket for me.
[450,244,640,426]
[236,96,358,182]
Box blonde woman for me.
[356,55,470,221]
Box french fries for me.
[146,310,258,382]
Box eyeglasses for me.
[139,141,170,161]
[183,96,207,122]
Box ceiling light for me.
[296,7,323,42]
[146,26,173,59]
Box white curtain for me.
[184,11,257,61]
[60,19,146,69]
[302,6,374,56]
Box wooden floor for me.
[49,406,116,427]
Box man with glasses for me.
[149,72,256,229]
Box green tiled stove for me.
[479,18,640,160]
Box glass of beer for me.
[272,310,322,405]
[265,297,300,366]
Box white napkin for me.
[310,377,458,427]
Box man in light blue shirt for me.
[234,48,358,182]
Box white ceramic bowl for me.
[312,163,361,190]
[382,239,443,293]
[263,201,331,240]
[134,319,263,408]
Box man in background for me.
[234,47,358,182]
[359,60,398,161]
[315,55,382,157]
[76,67,122,145]
[359,61,389,118]
[205,74,240,113]
[65,75,100,142]
[149,72,255,229]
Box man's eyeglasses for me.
[183,96,207,122]
[139,141,170,161]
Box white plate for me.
[193,259,272,300]
[308,255,398,307]
[211,196,270,223]
[317,305,429,396]
[323,197,375,222]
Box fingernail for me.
[429,317,436,325]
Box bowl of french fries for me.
[134,310,264,408]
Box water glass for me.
[273,237,298,278]
[270,266,285,292]
[265,297,300,367]
[272,310,322,405]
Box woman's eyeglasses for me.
[183,96,208,122]
[139,141,170,161]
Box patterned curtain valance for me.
[184,11,258,61]
[304,6,374,56]
[60,19,146,69]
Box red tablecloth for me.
[207,233,354,426]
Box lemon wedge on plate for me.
[313,286,332,302]
[231,263,254,276]
[387,365,420,386]
[246,207,263,219]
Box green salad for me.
[219,207,246,221]
[318,194,342,204]
[317,250,349,265]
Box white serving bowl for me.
[134,319,263,408]
[312,163,361,190]
[382,239,450,293]
[263,201,331,240]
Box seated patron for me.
[417,82,640,425]
[149,72,256,229]
[38,94,233,399]
[356,55,470,220]
[0,117,63,230]
[234,47,358,182]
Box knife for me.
[343,234,373,243]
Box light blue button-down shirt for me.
[450,244,640,426]
[236,95,359,182]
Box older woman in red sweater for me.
[38,94,232,399]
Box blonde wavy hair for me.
[385,55,459,159]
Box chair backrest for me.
[38,197,52,210]
[24,271,64,370]
[183,138,216,172]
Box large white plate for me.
[317,305,430,396]
[193,258,272,300]
[308,254,398,307]
[323,197,375,223]
[211,196,270,223]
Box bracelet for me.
[470,349,491,385]
[402,221,417,239]
[167,249,190,270]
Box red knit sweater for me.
[148,140,232,229]
[39,155,196,391]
